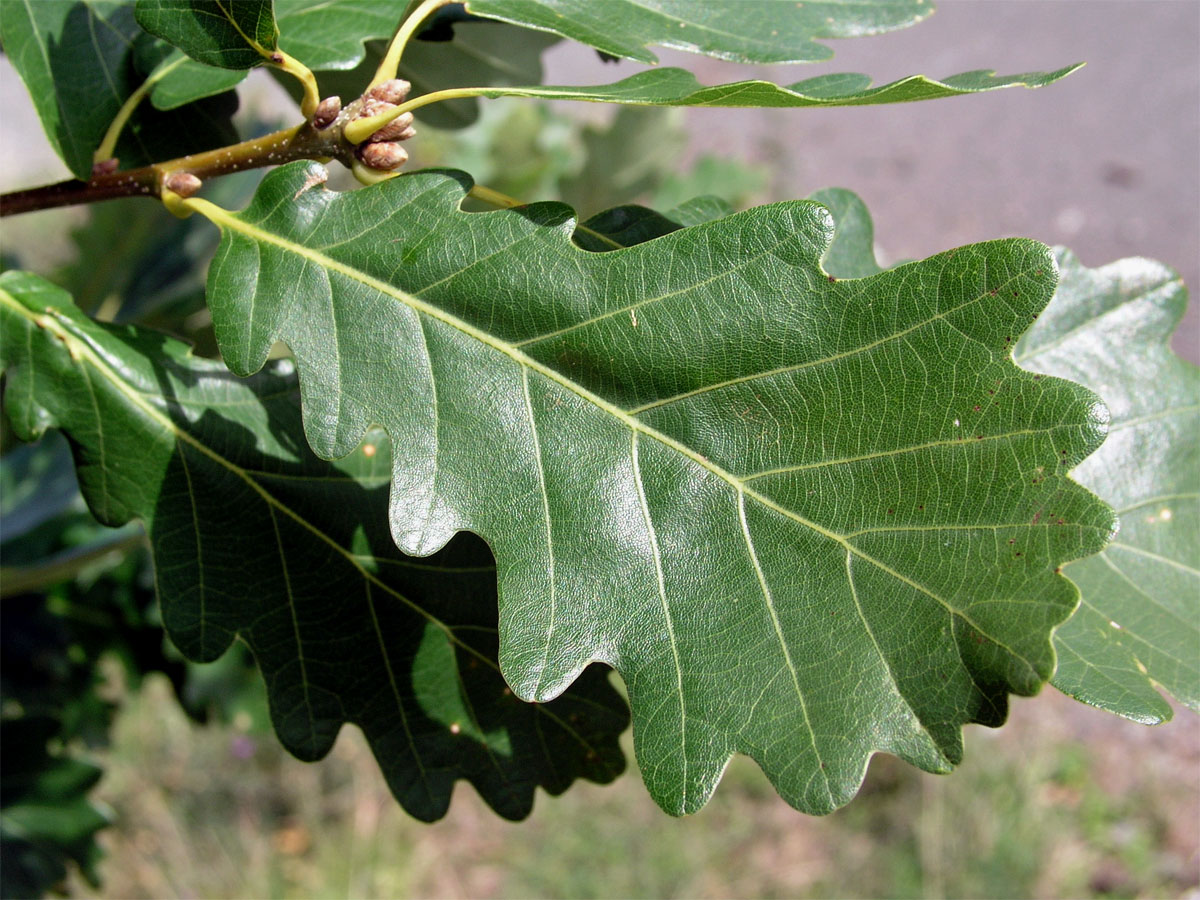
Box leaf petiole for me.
[343,86,485,145]
[268,49,321,118]
[93,55,188,167]
[369,0,455,92]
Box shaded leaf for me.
[141,0,402,109]
[1,718,109,899]
[188,162,1112,815]
[438,63,1082,111]
[465,0,934,64]
[0,0,239,178]
[0,271,628,822]
[1015,251,1199,723]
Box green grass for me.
[76,672,1198,899]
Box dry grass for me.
[78,673,1198,900]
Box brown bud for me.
[368,111,415,143]
[164,172,202,198]
[91,158,119,178]
[367,79,411,105]
[312,96,341,129]
[355,97,395,119]
[357,141,408,171]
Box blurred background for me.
[1,2,1196,897]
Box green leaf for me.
[0,271,628,822]
[435,63,1083,111]
[1015,251,1199,723]
[145,55,247,110]
[0,0,239,178]
[145,4,557,125]
[141,0,402,108]
[1,719,109,898]
[188,162,1113,815]
[134,0,278,69]
[308,22,560,131]
[465,0,935,64]
[809,187,884,279]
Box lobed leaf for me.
[810,187,1198,724]
[0,271,628,822]
[186,163,1113,815]
[134,0,279,70]
[465,0,934,64]
[1016,251,1199,723]
[433,63,1083,110]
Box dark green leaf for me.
[141,0,404,109]
[0,272,628,822]
[465,0,934,64]
[134,0,278,69]
[187,162,1112,815]
[1,717,108,898]
[0,0,239,178]
[1015,251,1199,723]
[441,63,1083,110]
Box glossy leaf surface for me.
[465,0,934,64]
[189,163,1113,815]
[134,0,278,69]
[1016,251,1199,722]
[0,271,628,822]
[436,64,1081,110]
[0,0,239,178]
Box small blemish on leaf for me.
[449,723,461,735]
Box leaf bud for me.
[312,96,341,129]
[164,172,202,198]
[357,141,409,171]
[368,111,415,143]
[356,98,395,119]
[91,158,119,178]
[367,79,411,105]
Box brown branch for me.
[1,120,356,218]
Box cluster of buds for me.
[353,79,417,172]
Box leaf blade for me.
[465,0,935,64]
[0,271,629,821]
[435,64,1082,110]
[134,0,278,69]
[192,164,1114,814]
[1016,251,1199,722]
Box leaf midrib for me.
[0,288,611,767]
[185,194,1047,681]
